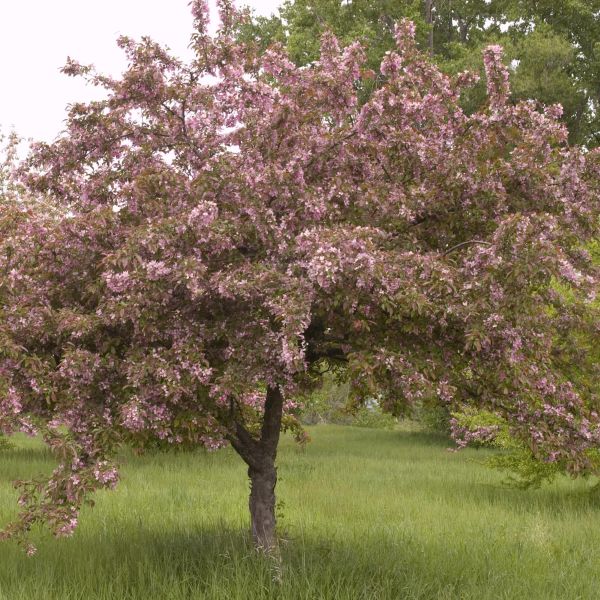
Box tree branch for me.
[443,240,492,256]
[227,433,261,469]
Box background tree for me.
[242,0,600,145]
[0,1,599,553]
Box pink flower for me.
[104,271,132,293]
[145,261,171,281]
[93,462,119,488]
[188,200,218,229]
[121,400,145,431]
[56,517,78,537]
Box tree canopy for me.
[242,0,600,145]
[0,0,598,552]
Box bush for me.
[411,400,451,435]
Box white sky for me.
[0,0,280,145]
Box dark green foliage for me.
[412,400,451,435]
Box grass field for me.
[0,425,599,599]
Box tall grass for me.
[0,425,598,599]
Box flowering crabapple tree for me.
[1,0,599,552]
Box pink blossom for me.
[121,401,145,431]
[483,45,510,110]
[145,261,171,281]
[188,200,218,228]
[56,517,78,538]
[104,271,132,293]
[93,462,119,488]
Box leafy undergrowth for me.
[0,426,599,599]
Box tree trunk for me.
[425,0,434,54]
[248,461,277,549]
[459,19,469,44]
[228,385,283,552]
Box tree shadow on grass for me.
[0,520,595,600]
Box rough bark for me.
[248,462,278,550]
[228,385,283,550]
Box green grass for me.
[0,425,599,599]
